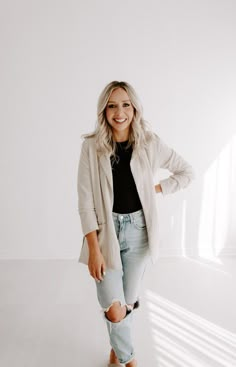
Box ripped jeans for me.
[95,209,150,365]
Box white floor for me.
[0,257,235,367]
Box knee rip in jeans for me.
[103,300,135,323]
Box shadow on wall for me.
[144,290,236,367]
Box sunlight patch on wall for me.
[181,199,187,257]
[198,135,236,260]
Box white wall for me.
[1,0,235,259]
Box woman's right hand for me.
[85,230,106,282]
[88,248,106,282]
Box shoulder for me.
[144,131,162,151]
[81,135,96,150]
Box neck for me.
[113,132,129,142]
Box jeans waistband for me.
[112,209,144,223]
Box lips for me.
[114,118,127,123]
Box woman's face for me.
[105,87,134,142]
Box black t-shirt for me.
[110,140,142,214]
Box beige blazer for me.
[77,133,195,269]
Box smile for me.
[114,118,127,123]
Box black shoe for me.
[133,299,140,309]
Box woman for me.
[77,81,195,366]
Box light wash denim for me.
[95,209,150,365]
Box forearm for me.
[85,230,100,253]
[156,135,195,195]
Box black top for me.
[110,141,142,214]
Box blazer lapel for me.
[130,147,142,189]
[99,153,113,191]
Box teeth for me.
[114,119,126,122]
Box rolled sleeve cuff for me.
[160,172,195,196]
[79,209,99,236]
[160,177,180,196]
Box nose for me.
[114,105,124,116]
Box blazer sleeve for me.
[77,139,99,236]
[156,135,195,195]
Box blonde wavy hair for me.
[83,80,155,158]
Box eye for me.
[124,103,130,107]
[107,104,115,108]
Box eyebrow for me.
[107,100,131,103]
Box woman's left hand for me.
[155,184,162,193]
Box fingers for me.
[95,266,103,282]
[88,254,106,282]
[88,267,102,282]
[89,263,106,283]
[99,261,107,281]
[101,263,106,277]
[89,269,100,282]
